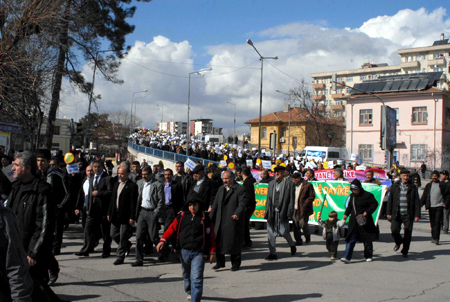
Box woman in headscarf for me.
[341,179,379,263]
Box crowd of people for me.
[1,145,449,302]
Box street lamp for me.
[156,104,164,124]
[276,89,292,155]
[83,49,115,152]
[225,101,236,138]
[129,89,148,135]
[247,39,278,155]
[187,67,212,156]
[134,95,146,130]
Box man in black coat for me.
[108,166,138,265]
[173,161,192,202]
[75,160,113,258]
[242,167,256,247]
[210,171,247,271]
[187,165,215,211]
[341,179,379,263]
[387,169,420,258]
[420,170,450,245]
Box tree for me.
[288,79,345,147]
[43,0,152,150]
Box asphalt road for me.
[52,198,450,302]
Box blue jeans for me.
[180,249,205,302]
[342,231,373,260]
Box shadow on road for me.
[203,293,322,301]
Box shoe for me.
[340,258,350,264]
[113,259,124,265]
[330,256,335,261]
[435,241,440,245]
[393,244,401,252]
[231,266,240,272]
[101,253,110,258]
[290,246,297,256]
[158,255,168,262]
[295,241,303,246]
[402,253,408,258]
[366,258,373,262]
[131,261,143,267]
[187,294,191,301]
[74,251,89,257]
[212,263,225,270]
[431,240,435,244]
[265,254,278,260]
[48,272,58,285]
[305,238,311,244]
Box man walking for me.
[210,171,247,271]
[441,170,450,234]
[75,160,113,258]
[387,169,420,258]
[264,166,296,260]
[242,167,256,247]
[133,166,165,266]
[292,171,315,245]
[420,170,449,245]
[108,166,138,265]
[173,161,192,202]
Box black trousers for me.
[162,206,177,257]
[111,223,132,260]
[429,206,444,242]
[244,205,255,245]
[135,210,160,262]
[80,214,112,255]
[293,216,310,244]
[216,253,241,268]
[53,208,66,252]
[391,214,414,254]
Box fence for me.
[128,142,219,167]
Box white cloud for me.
[59,7,450,137]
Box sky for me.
[59,1,450,136]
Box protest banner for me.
[2,163,14,182]
[66,163,80,174]
[250,181,386,225]
[261,160,272,169]
[313,169,391,187]
[184,158,197,170]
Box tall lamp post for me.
[187,67,212,156]
[134,95,145,129]
[156,104,164,124]
[83,49,115,152]
[276,89,292,155]
[225,101,236,138]
[247,39,278,155]
[129,89,148,135]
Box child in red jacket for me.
[157,198,216,302]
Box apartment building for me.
[156,121,187,134]
[311,33,450,119]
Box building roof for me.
[343,86,444,100]
[349,72,443,95]
[245,107,344,126]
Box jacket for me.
[242,176,256,208]
[87,173,112,217]
[165,180,184,214]
[173,173,193,202]
[210,183,248,254]
[420,181,450,210]
[265,178,294,227]
[108,179,138,224]
[293,179,315,223]
[160,211,216,256]
[387,181,421,220]
[187,176,216,208]
[344,189,379,242]
[7,177,55,262]
[136,178,165,219]
[0,204,33,302]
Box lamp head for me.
[247,39,253,46]
[273,56,278,60]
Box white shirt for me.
[83,178,91,207]
[141,180,153,209]
[294,183,303,210]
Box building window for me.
[54,126,60,135]
[51,142,61,151]
[347,76,353,82]
[281,127,287,137]
[417,55,421,61]
[336,77,342,82]
[262,127,267,139]
[411,144,427,161]
[360,75,367,81]
[359,144,373,161]
[412,107,427,124]
[359,109,373,125]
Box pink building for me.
[343,73,450,170]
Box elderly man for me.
[387,169,420,258]
[363,170,382,185]
[108,166,138,265]
[264,166,296,260]
[292,171,315,245]
[333,168,346,181]
[210,171,247,271]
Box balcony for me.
[400,61,420,68]
[330,104,345,110]
[312,83,326,89]
[427,57,445,66]
[313,95,325,101]
[331,93,344,99]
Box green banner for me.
[250,182,386,225]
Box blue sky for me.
[60,1,450,135]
